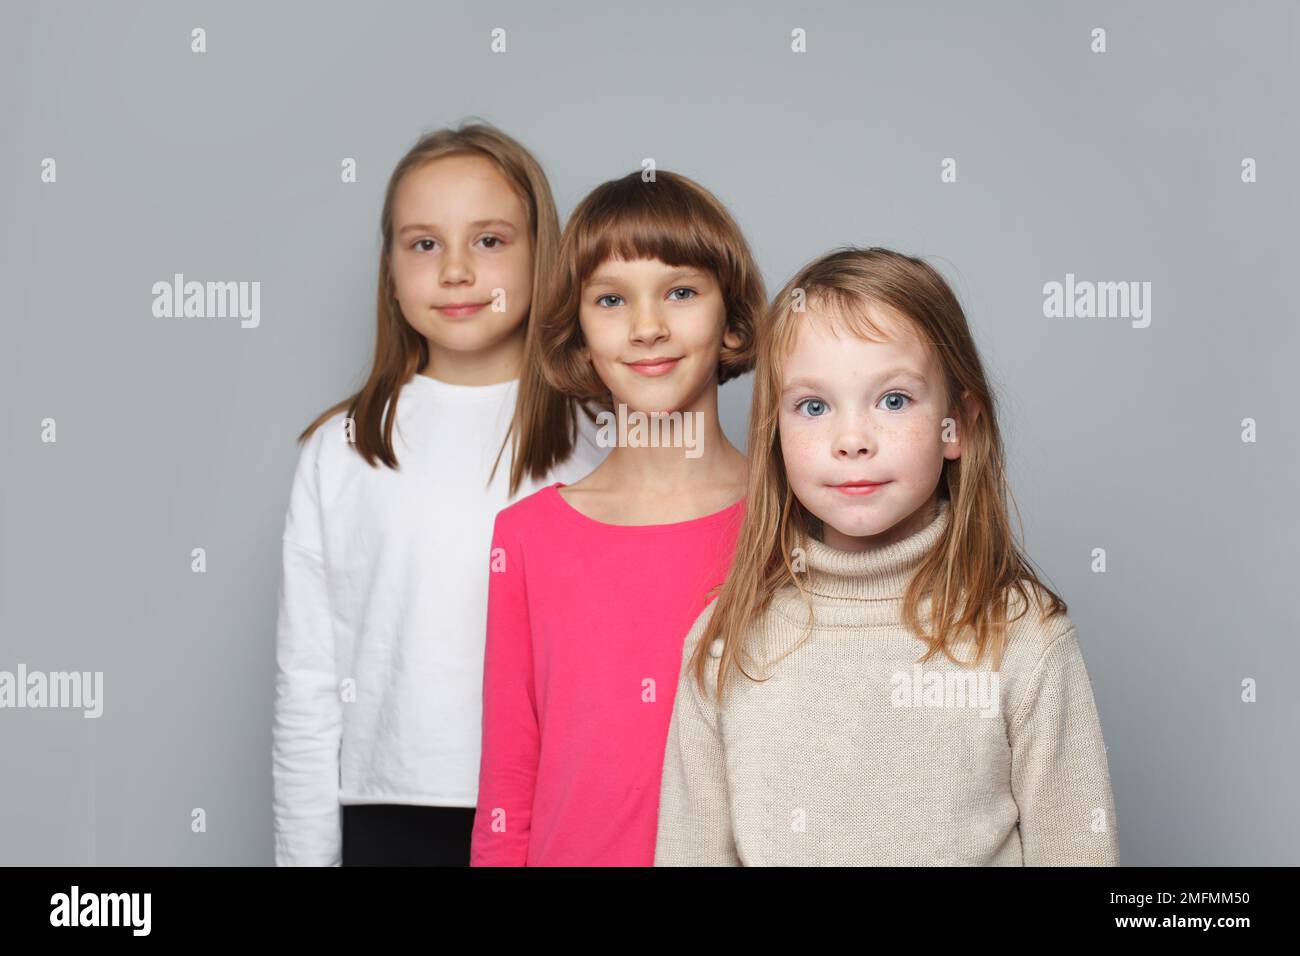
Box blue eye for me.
[795,398,828,418]
[596,294,623,308]
[880,392,911,411]
[668,287,697,301]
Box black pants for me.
[342,804,476,866]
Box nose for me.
[833,414,875,459]
[628,299,670,347]
[439,244,474,286]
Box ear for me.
[942,390,980,462]
[722,325,743,351]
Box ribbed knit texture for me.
[655,497,1121,866]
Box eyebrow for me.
[397,218,519,237]
[782,367,928,393]
[586,267,708,287]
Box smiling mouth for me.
[436,302,489,317]
[625,357,681,377]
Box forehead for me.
[785,301,928,364]
[394,154,527,222]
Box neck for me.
[799,497,951,602]
[422,326,525,386]
[593,383,742,492]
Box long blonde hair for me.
[694,247,1067,702]
[299,119,586,496]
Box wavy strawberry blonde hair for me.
[299,120,587,496]
[693,247,1068,702]
[526,169,766,411]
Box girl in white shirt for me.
[272,122,605,866]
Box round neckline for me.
[544,482,746,535]
[407,373,517,399]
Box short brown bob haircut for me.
[533,169,766,406]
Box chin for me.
[613,382,693,416]
[430,328,513,354]
[807,492,896,535]
[827,514,896,539]
[620,399,686,417]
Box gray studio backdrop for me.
[2,0,1296,865]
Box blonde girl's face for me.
[577,256,741,415]
[777,304,962,552]
[389,153,534,360]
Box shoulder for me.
[677,598,725,701]
[291,409,349,475]
[992,579,1105,721]
[682,597,721,656]
[1004,577,1072,643]
[998,578,1078,674]
[492,483,562,539]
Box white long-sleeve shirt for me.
[272,373,606,866]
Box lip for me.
[625,356,681,377]
[436,302,489,317]
[832,480,888,496]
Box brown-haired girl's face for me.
[389,153,533,362]
[578,256,740,415]
[777,303,961,552]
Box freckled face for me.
[388,153,534,355]
[778,305,961,551]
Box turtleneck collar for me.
[797,496,950,603]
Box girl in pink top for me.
[471,170,767,866]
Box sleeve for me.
[1007,624,1120,866]
[470,513,540,866]
[270,428,344,866]
[654,602,740,866]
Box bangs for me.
[542,169,764,393]
[570,176,739,288]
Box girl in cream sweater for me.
[655,247,1119,866]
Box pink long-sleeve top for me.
[470,482,746,867]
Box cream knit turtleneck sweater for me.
[654,497,1120,866]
